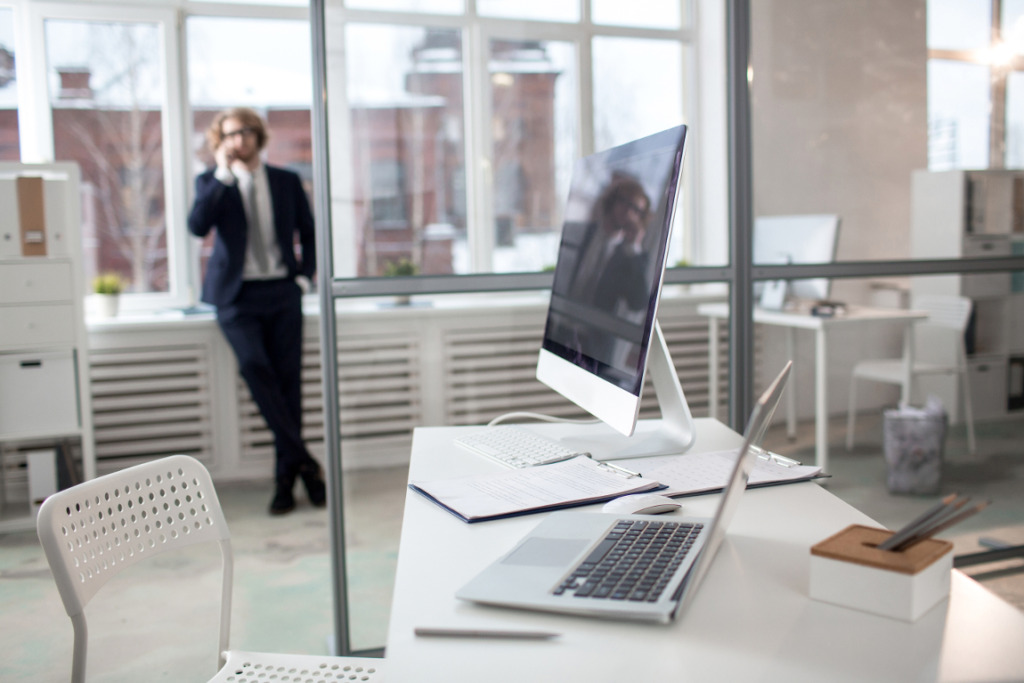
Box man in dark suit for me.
[188,107,324,515]
[548,176,653,389]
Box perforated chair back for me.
[37,454,233,682]
[847,294,976,455]
[915,294,972,333]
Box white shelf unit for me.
[910,169,1024,423]
[0,163,95,532]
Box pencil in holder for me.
[809,524,952,622]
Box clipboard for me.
[409,455,665,523]
[613,449,824,499]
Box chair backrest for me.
[37,454,233,681]
[914,294,972,332]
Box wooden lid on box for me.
[811,524,953,574]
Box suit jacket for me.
[188,164,315,307]
[561,221,650,313]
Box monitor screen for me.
[537,125,688,442]
[753,214,841,302]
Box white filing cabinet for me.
[910,169,1024,422]
[0,162,94,532]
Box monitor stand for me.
[560,321,697,462]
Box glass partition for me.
[311,0,1024,657]
[746,1,1024,551]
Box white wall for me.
[749,1,930,417]
[751,0,928,301]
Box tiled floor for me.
[1,413,1022,681]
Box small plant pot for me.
[94,293,120,319]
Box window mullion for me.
[165,7,192,308]
[18,3,54,161]
[465,21,493,272]
[992,0,1007,167]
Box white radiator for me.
[89,343,216,475]
[86,297,728,479]
[442,307,726,426]
[237,326,424,472]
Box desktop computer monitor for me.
[753,214,841,303]
[536,125,695,461]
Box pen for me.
[414,627,561,640]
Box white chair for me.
[36,454,383,682]
[846,294,976,455]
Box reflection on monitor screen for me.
[536,125,695,461]
[753,214,841,302]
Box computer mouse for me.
[601,493,682,515]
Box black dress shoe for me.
[269,481,296,515]
[299,461,327,508]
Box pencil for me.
[877,493,960,551]
[893,500,991,552]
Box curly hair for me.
[596,176,649,221]
[206,107,269,154]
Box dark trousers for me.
[216,278,313,484]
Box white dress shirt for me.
[216,163,287,281]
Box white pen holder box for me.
[810,524,953,622]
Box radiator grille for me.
[236,326,422,470]
[443,306,728,425]
[89,344,215,474]
[83,299,726,479]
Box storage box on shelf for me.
[0,163,94,532]
[911,169,1024,423]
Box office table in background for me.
[698,303,928,473]
[384,420,1024,682]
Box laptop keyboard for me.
[553,519,704,603]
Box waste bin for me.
[882,400,948,495]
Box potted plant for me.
[383,259,418,305]
[92,272,126,318]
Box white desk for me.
[698,303,927,473]
[385,420,1024,682]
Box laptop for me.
[455,361,792,624]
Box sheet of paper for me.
[611,449,822,498]
[410,455,661,522]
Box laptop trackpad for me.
[502,538,589,567]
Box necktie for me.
[244,177,270,274]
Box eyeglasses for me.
[222,127,257,140]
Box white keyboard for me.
[454,425,589,468]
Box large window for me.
[328,3,694,279]
[488,38,576,273]
[928,0,1024,169]
[45,18,169,293]
[344,23,467,277]
[9,1,1018,303]
[186,14,313,284]
[11,0,696,300]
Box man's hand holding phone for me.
[215,142,236,175]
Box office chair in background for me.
[36,454,383,682]
[845,294,976,456]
